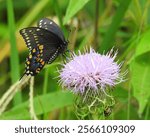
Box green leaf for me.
[0,91,74,120]
[130,53,150,115]
[135,30,150,57]
[130,29,150,115]
[113,86,128,103]
[63,0,91,24]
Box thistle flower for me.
[59,48,126,119]
[59,48,125,96]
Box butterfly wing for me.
[41,43,61,64]
[19,27,62,50]
[25,43,60,76]
[20,27,62,76]
[37,18,65,42]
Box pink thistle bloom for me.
[59,48,125,94]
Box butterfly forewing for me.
[37,18,65,42]
[19,27,61,50]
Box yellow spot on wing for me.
[26,61,30,65]
[32,48,36,53]
[36,68,40,73]
[39,45,44,50]
[36,57,40,62]
[40,59,43,62]
[37,54,40,57]
[29,54,32,59]
[41,61,45,65]
[37,68,40,71]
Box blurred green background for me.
[0,0,150,120]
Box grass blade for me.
[7,0,21,105]
[63,0,91,24]
[99,0,131,52]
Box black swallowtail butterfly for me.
[20,18,68,76]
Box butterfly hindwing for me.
[25,43,60,75]
[25,52,44,76]
[41,43,60,64]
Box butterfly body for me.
[20,18,68,76]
